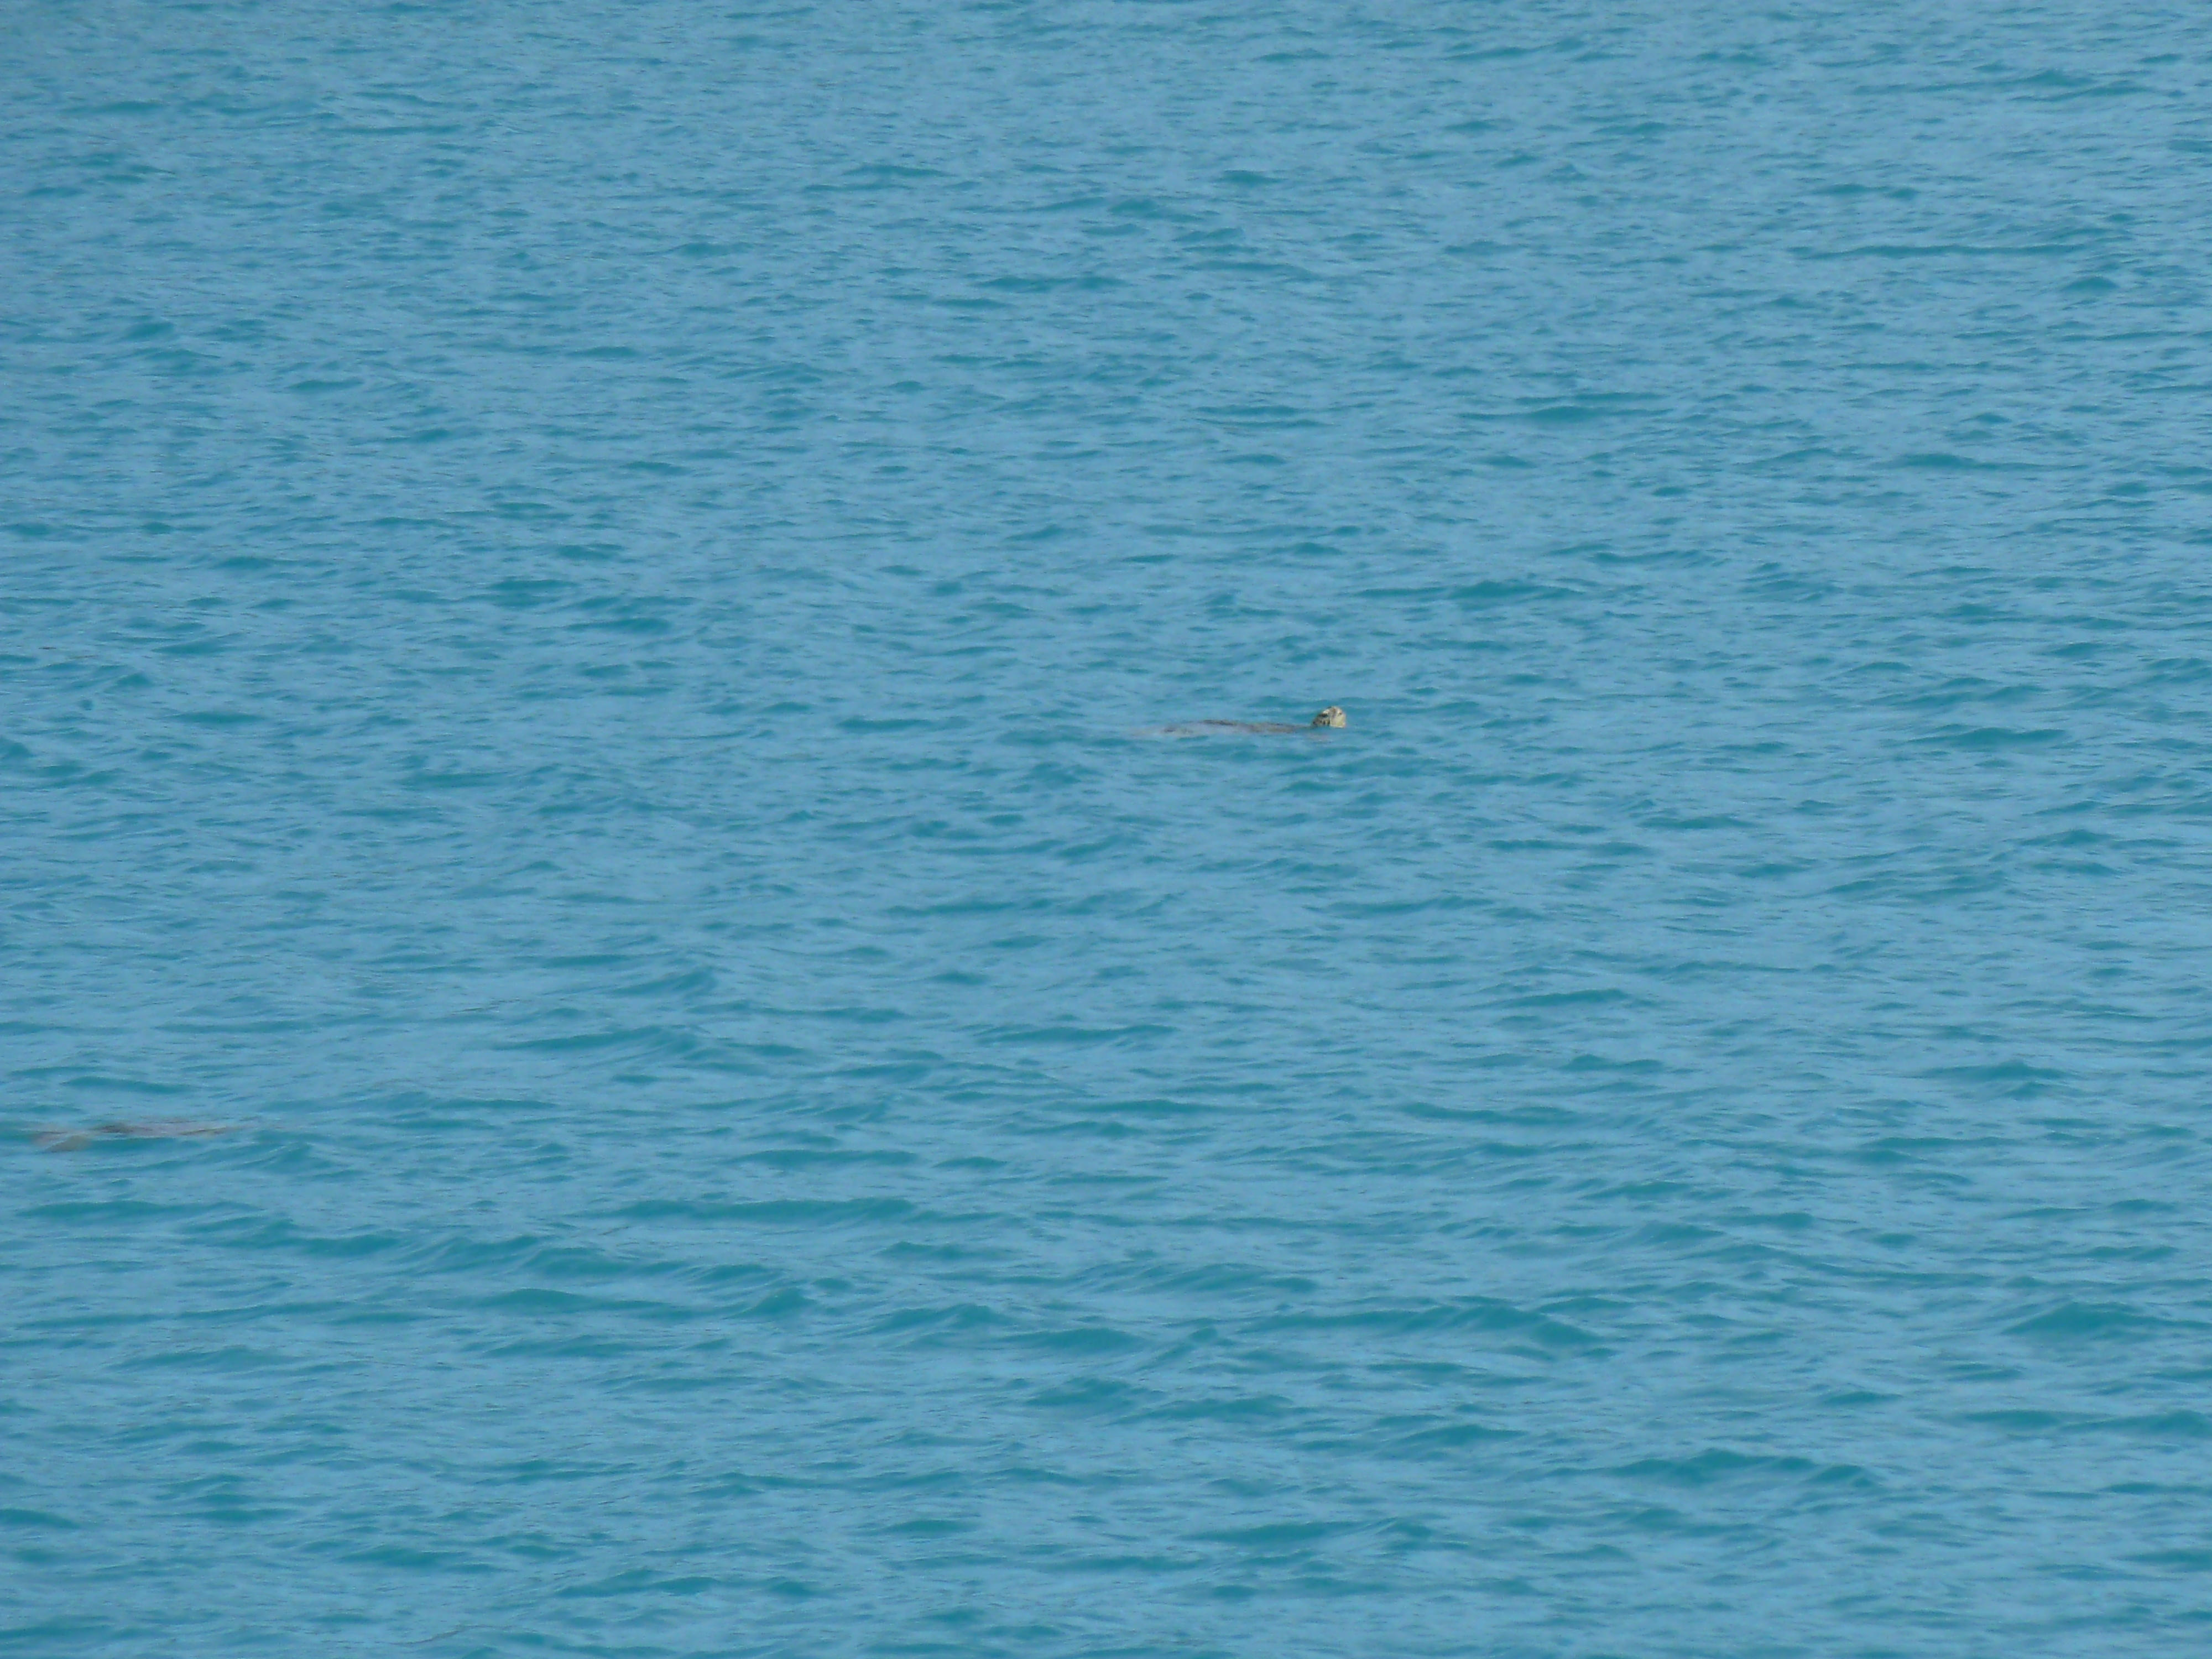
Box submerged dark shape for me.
[1144,705,1346,737]
[29,1120,236,1151]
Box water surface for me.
[6,3,2212,1654]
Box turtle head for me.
[1311,706,1346,728]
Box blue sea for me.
[6,3,2212,1654]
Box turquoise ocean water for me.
[7,3,2212,1653]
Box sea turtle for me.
[29,1120,235,1152]
[1145,706,1346,737]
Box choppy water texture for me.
[7,3,2212,1654]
